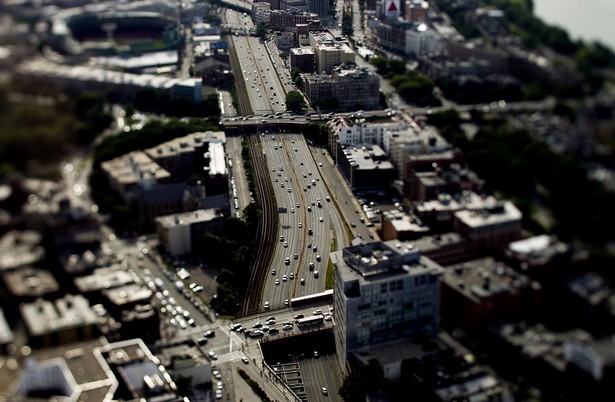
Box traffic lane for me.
[300,354,343,402]
[314,151,374,240]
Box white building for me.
[405,23,443,57]
[328,116,409,152]
[308,31,355,74]
[332,240,443,372]
[156,209,225,256]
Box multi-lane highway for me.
[226,10,289,115]
[260,132,336,310]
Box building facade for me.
[302,64,380,111]
[331,240,443,371]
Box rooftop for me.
[443,257,540,302]
[382,209,430,234]
[454,200,522,228]
[334,240,442,280]
[3,267,60,297]
[0,230,45,271]
[20,295,99,337]
[340,144,395,171]
[74,265,137,293]
[101,151,170,187]
[103,284,152,307]
[415,191,494,214]
[506,234,571,267]
[155,208,223,228]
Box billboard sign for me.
[383,0,401,18]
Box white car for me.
[208,351,218,360]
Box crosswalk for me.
[216,350,246,364]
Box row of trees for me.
[0,84,111,176]
[132,90,221,120]
[196,211,259,316]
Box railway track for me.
[242,134,277,315]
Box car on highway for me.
[242,356,250,364]
[275,279,280,285]
[282,275,287,282]
[322,387,328,395]
[271,268,276,275]
[264,301,270,309]
[300,278,305,285]
[319,216,323,222]
[282,324,293,330]
[294,314,305,319]
[284,257,290,265]
[314,271,319,278]
[269,328,279,335]
[309,262,314,270]
[283,241,288,248]
[284,299,289,306]
[289,272,294,279]
[205,330,216,338]
[316,254,321,261]
[250,330,264,338]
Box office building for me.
[331,240,443,371]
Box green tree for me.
[339,360,387,401]
[256,23,268,40]
[285,90,307,112]
[290,67,302,82]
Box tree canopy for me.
[285,90,307,112]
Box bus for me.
[296,314,324,328]
[290,289,333,308]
